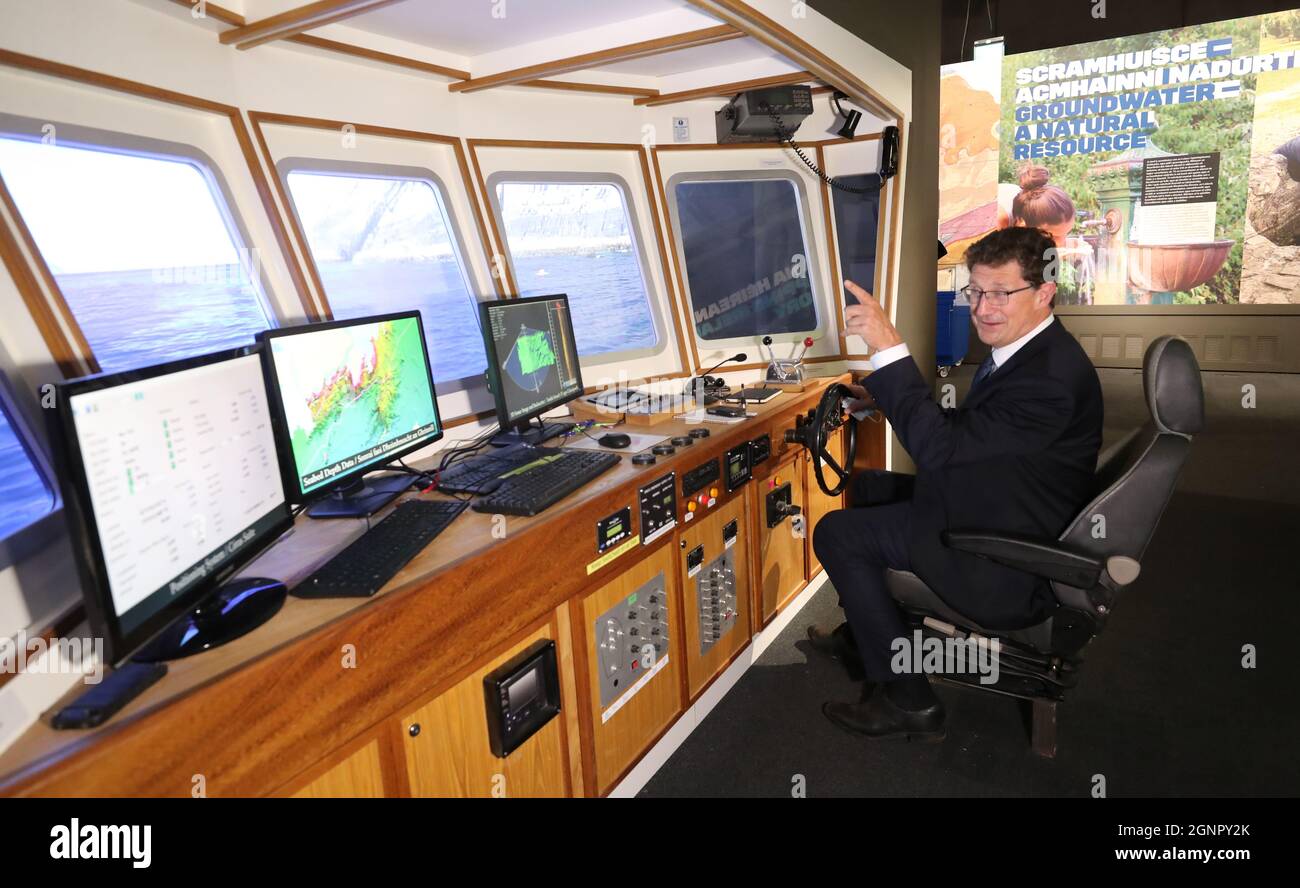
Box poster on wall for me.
[938,10,1300,306]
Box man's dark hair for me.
[965,226,1058,291]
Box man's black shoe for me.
[822,686,946,742]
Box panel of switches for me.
[696,551,738,655]
[594,573,671,711]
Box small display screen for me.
[725,446,751,491]
[507,668,540,711]
[597,506,633,552]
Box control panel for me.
[766,481,800,528]
[682,457,721,523]
[594,573,671,715]
[724,444,751,492]
[695,550,738,655]
[749,433,771,466]
[682,458,719,497]
[483,640,562,758]
[596,506,632,553]
[638,472,677,546]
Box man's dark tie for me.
[969,354,997,393]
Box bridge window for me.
[0,136,271,374]
[284,169,484,384]
[492,180,659,357]
[830,174,882,296]
[0,392,54,542]
[672,176,819,341]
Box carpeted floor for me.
[639,369,1300,797]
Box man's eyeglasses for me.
[960,284,1036,306]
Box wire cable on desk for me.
[563,414,628,446]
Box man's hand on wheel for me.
[843,383,875,416]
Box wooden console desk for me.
[0,373,875,797]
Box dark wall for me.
[811,0,943,471]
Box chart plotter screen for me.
[482,295,583,425]
[264,314,442,497]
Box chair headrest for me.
[1143,336,1203,436]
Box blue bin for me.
[935,290,970,376]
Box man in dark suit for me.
[810,226,1103,740]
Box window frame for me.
[276,157,486,395]
[0,359,62,569]
[484,170,669,369]
[665,169,826,349]
[0,112,281,373]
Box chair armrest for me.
[941,531,1104,588]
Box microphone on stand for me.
[685,352,747,396]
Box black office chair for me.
[883,335,1204,757]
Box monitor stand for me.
[489,419,574,447]
[131,577,287,663]
[306,472,416,518]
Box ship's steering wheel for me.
[786,382,858,497]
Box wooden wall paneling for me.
[579,544,684,795]
[553,600,586,798]
[399,623,569,798]
[287,738,387,798]
[755,451,807,624]
[677,494,751,700]
[276,716,406,797]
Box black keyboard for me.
[472,450,620,516]
[437,444,563,495]
[294,499,468,598]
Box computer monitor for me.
[49,347,293,666]
[259,310,443,518]
[479,294,584,445]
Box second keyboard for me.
[471,449,620,516]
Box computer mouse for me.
[599,433,632,449]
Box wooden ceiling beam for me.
[448,24,744,94]
[633,70,817,107]
[218,0,409,51]
[518,79,658,98]
[678,0,902,121]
